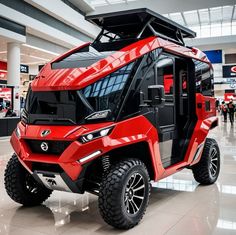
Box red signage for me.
[0,61,7,71]
[224,93,236,101]
[223,65,236,77]
[0,87,11,101]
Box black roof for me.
[86,8,196,43]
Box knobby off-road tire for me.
[98,158,150,229]
[192,138,220,185]
[4,154,52,206]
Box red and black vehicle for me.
[5,9,220,229]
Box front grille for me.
[25,139,72,155]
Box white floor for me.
[0,117,236,235]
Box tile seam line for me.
[163,200,199,235]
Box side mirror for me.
[148,85,165,107]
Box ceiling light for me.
[22,44,59,56]
[20,53,50,61]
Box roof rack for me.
[86,8,196,46]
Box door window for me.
[155,55,175,127]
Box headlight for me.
[78,126,114,143]
[15,127,21,138]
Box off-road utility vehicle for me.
[5,9,220,229]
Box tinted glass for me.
[82,62,135,116]
[156,55,174,95]
[195,60,202,93]
[24,62,135,125]
[120,49,161,118]
[194,60,214,96]
[201,63,213,96]
[25,90,90,125]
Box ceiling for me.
[164,5,236,38]
[86,1,236,38]
[0,36,57,66]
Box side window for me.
[179,70,188,95]
[156,55,174,95]
[155,54,175,128]
[195,61,202,93]
[120,49,161,118]
[140,69,155,100]
[202,64,214,96]
[194,60,214,96]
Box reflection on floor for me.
[0,117,236,235]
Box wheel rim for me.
[209,147,219,177]
[124,173,145,215]
[25,174,39,194]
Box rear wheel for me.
[192,138,220,185]
[98,158,150,229]
[4,154,52,206]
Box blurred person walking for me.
[221,101,228,122]
[228,99,235,124]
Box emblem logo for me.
[41,130,51,137]
[46,178,57,186]
[231,66,236,73]
[40,142,49,152]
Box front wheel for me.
[98,159,150,229]
[192,138,220,185]
[4,154,52,206]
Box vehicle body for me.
[5,8,220,229]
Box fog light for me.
[79,150,102,163]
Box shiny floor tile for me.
[0,116,236,235]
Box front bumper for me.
[11,130,107,193]
[11,130,106,180]
[32,170,86,193]
[11,116,154,192]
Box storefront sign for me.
[204,50,222,64]
[1,62,29,74]
[0,61,7,71]
[223,65,236,78]
[224,93,236,101]
[20,64,29,74]
[0,87,12,101]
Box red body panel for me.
[31,36,210,91]
[12,116,159,180]
[11,101,217,182]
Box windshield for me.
[24,62,135,125]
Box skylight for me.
[164,5,236,38]
[88,1,236,39]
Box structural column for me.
[7,42,21,115]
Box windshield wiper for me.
[77,90,94,112]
